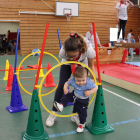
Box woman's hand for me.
[117,18,120,23]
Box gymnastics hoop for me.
[37,61,98,117]
[16,51,60,96]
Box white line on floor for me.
[0,75,60,81]
[103,88,140,107]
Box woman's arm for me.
[127,0,134,7]
[88,57,96,81]
[116,9,119,22]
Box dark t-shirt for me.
[11,40,16,44]
[2,38,7,46]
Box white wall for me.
[0,22,19,37]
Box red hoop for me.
[65,13,72,21]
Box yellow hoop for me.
[16,51,60,96]
[38,61,98,117]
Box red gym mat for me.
[95,63,140,85]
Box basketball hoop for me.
[65,13,71,21]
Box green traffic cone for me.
[86,85,114,135]
[21,89,49,140]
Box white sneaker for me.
[46,111,57,127]
[117,39,120,43]
[76,124,85,133]
[53,101,63,112]
[71,114,80,125]
[123,40,127,43]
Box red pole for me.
[34,23,49,90]
[92,22,101,83]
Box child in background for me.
[129,34,135,60]
[53,66,98,133]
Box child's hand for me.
[64,88,69,95]
[84,90,91,97]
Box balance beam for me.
[114,43,140,48]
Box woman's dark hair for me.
[64,32,88,54]
[130,29,133,32]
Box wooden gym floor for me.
[0,54,140,140]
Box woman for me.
[116,0,134,43]
[1,34,7,55]
[85,25,102,47]
[46,32,96,127]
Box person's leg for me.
[117,19,122,39]
[4,45,7,54]
[2,45,4,54]
[53,91,74,112]
[129,48,133,60]
[75,98,89,124]
[75,98,89,133]
[10,43,14,52]
[122,20,127,40]
[46,65,72,127]
[52,65,72,111]
[60,91,74,107]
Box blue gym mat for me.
[125,62,140,67]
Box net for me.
[65,13,71,21]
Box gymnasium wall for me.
[0,0,139,55]
[0,22,19,36]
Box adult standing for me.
[85,25,102,47]
[116,0,134,43]
[1,34,7,55]
[46,32,96,127]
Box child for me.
[129,34,135,60]
[53,66,98,133]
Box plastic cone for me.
[35,58,44,78]
[43,63,56,87]
[3,59,9,80]
[86,85,114,135]
[6,74,28,113]
[12,66,24,70]
[5,65,13,91]
[27,64,38,69]
[121,49,128,64]
[21,89,49,140]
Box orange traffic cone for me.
[43,63,56,88]
[27,64,38,69]
[5,65,13,91]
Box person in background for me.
[129,34,135,60]
[116,0,134,43]
[85,25,102,47]
[127,29,133,43]
[1,34,7,55]
[8,40,16,54]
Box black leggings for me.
[118,19,127,40]
[52,65,72,111]
[2,45,6,54]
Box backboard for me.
[55,1,79,17]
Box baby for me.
[53,66,98,133]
